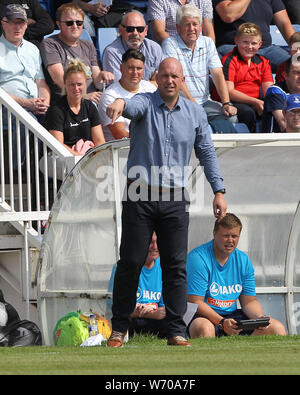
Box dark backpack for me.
[0,290,42,347]
[0,290,20,326]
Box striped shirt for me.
[161,33,222,104]
[147,0,213,37]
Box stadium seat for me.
[44,29,93,43]
[293,24,300,32]
[270,24,300,49]
[97,27,119,61]
[255,120,262,133]
[270,25,289,47]
[129,1,148,10]
[233,123,250,133]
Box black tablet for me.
[236,317,270,331]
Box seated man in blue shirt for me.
[108,232,167,338]
[102,10,164,82]
[186,213,286,338]
[262,58,300,133]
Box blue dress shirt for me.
[0,34,44,99]
[123,90,224,191]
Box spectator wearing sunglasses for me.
[102,10,164,82]
[40,3,114,105]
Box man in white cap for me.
[283,93,300,133]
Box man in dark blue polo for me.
[106,57,227,348]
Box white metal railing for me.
[0,87,79,241]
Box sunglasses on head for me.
[61,20,84,27]
[121,25,146,33]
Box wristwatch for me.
[222,102,234,107]
[218,318,226,330]
[215,188,226,194]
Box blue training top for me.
[106,258,164,315]
[136,257,164,307]
[186,240,256,315]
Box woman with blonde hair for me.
[45,59,105,156]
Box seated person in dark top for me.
[262,58,300,133]
[212,0,295,73]
[0,0,54,47]
[73,0,145,32]
[282,0,300,24]
[44,59,105,156]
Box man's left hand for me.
[213,192,227,221]
[222,103,237,117]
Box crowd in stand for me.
[1,0,300,155]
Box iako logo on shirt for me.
[209,282,242,297]
[136,287,142,300]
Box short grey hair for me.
[176,4,203,25]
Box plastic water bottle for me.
[88,314,98,337]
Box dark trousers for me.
[232,102,258,133]
[111,190,189,338]
[129,317,168,338]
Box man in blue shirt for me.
[102,10,164,82]
[106,57,227,348]
[187,213,287,338]
[262,58,300,133]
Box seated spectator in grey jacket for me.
[0,0,54,47]
[102,10,164,82]
[40,3,114,104]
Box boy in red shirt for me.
[220,23,274,132]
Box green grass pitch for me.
[1,334,300,375]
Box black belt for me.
[126,179,185,195]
